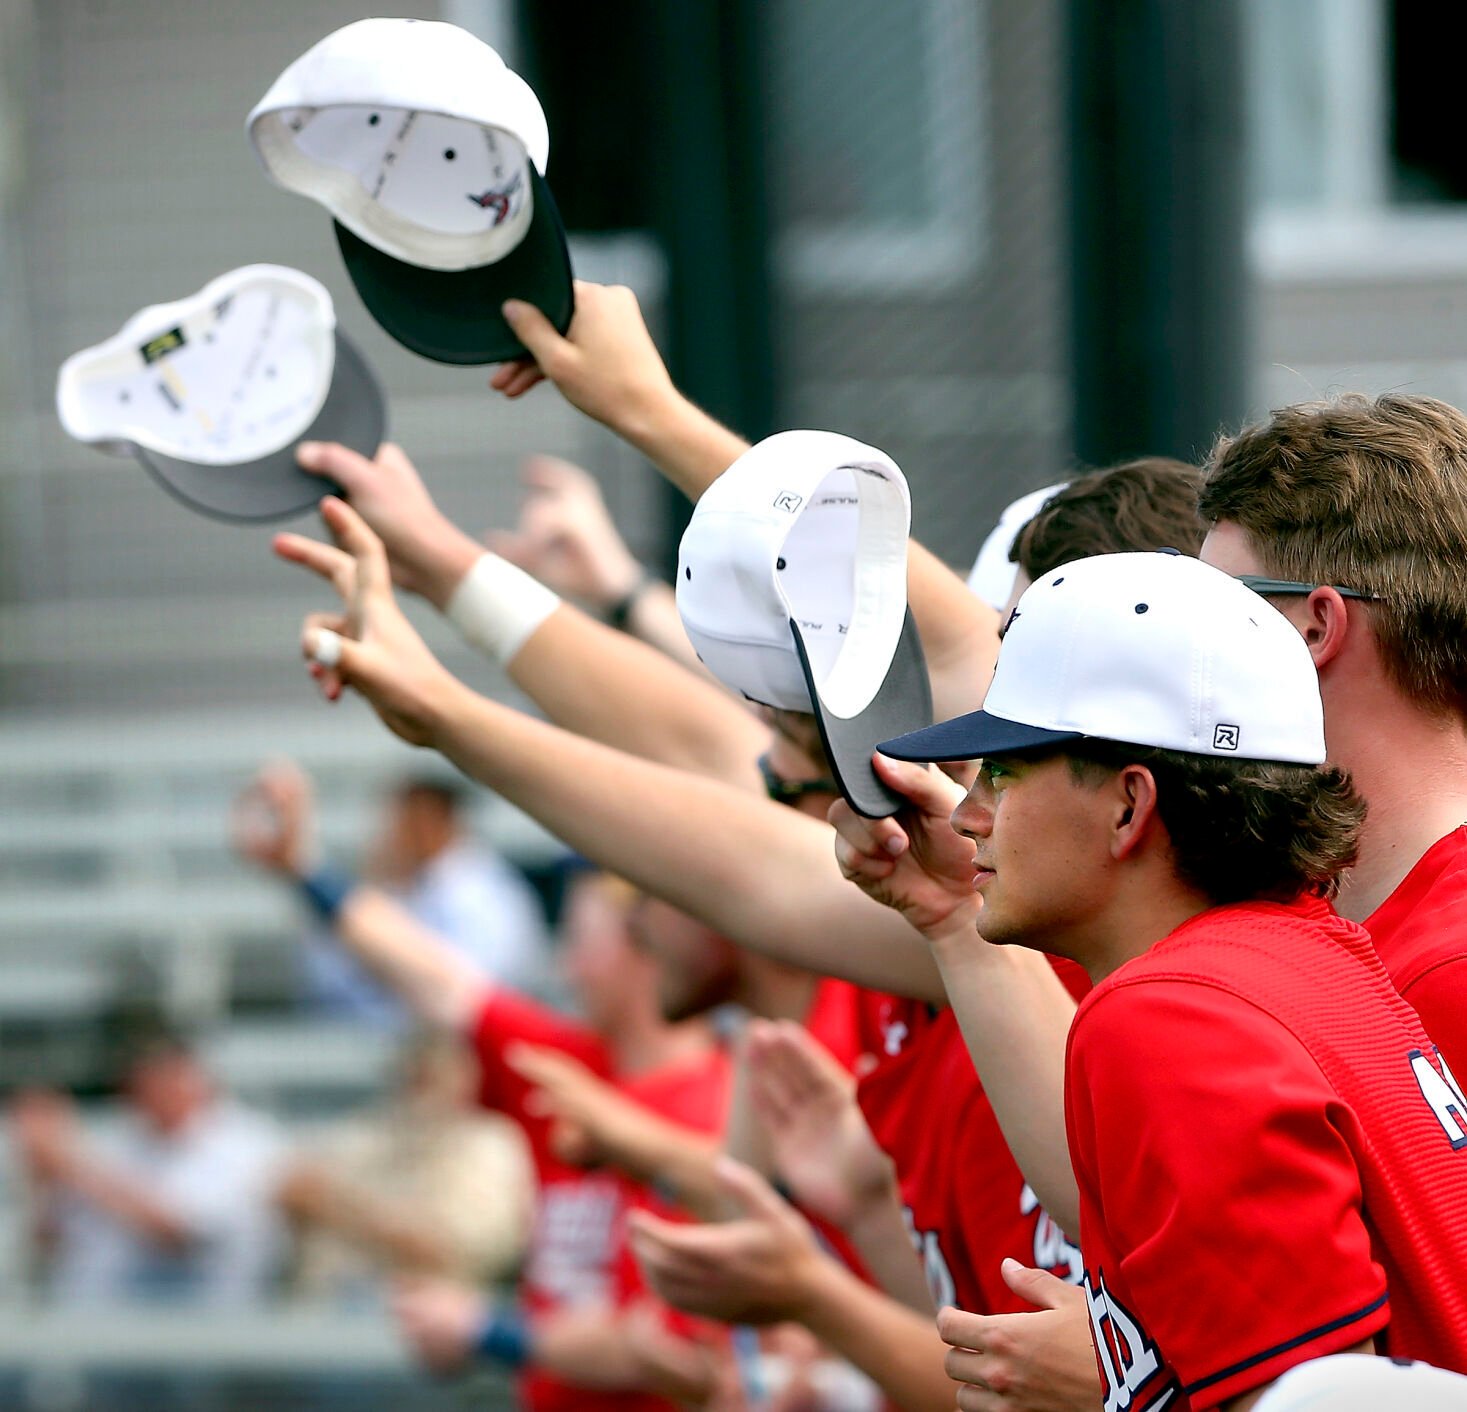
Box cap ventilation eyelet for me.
[1134,603,1149,614]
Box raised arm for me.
[830,754,1079,1235]
[233,763,490,1031]
[286,442,764,790]
[496,284,1001,720]
[278,499,945,1003]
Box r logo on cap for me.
[773,491,803,513]
[1214,723,1240,751]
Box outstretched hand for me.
[486,456,646,608]
[489,283,677,433]
[937,1260,1101,1412]
[745,1019,894,1233]
[294,441,481,608]
[231,759,316,878]
[274,497,463,747]
[628,1157,826,1326]
[830,753,979,938]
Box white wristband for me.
[446,553,561,665]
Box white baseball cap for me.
[966,483,1066,609]
[880,550,1326,765]
[678,430,931,816]
[1253,1355,1467,1412]
[247,18,572,365]
[56,264,383,522]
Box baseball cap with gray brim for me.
[880,550,1326,766]
[55,265,383,523]
[677,430,932,817]
[247,18,573,366]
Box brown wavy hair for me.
[1200,393,1467,720]
[1012,457,1205,581]
[1064,742,1365,904]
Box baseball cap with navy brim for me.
[880,550,1326,766]
[55,265,384,523]
[247,18,574,366]
[677,431,932,817]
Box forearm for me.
[843,1192,936,1316]
[281,1169,454,1273]
[507,603,766,788]
[424,680,946,1001]
[794,1255,957,1412]
[56,1158,192,1252]
[929,924,1080,1235]
[333,888,490,1031]
[905,540,1001,723]
[623,581,713,680]
[609,386,750,500]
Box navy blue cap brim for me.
[877,710,1083,763]
[334,165,574,366]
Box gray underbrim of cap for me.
[132,331,385,523]
[878,709,1084,764]
[792,608,934,818]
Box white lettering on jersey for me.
[882,1019,909,1056]
[526,1179,621,1304]
[1410,1047,1467,1149]
[900,1204,956,1310]
[1021,1183,1084,1283]
[1084,1269,1164,1412]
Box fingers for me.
[872,751,967,816]
[500,364,547,399]
[301,612,348,700]
[295,440,375,490]
[520,454,594,494]
[936,1304,992,1351]
[501,299,568,371]
[712,1155,793,1224]
[319,496,391,600]
[829,797,911,863]
[999,1257,1070,1311]
[273,532,357,599]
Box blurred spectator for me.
[9,1031,287,1306]
[279,1029,533,1302]
[234,761,552,1024]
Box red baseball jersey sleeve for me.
[1366,824,1467,1075]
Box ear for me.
[1298,587,1352,671]
[1109,764,1162,862]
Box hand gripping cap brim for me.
[334,166,574,366]
[136,331,384,523]
[795,606,934,816]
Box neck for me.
[607,1003,711,1077]
[1078,879,1214,985]
[1324,688,1467,921]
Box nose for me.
[950,778,993,840]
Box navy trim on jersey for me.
[1184,1291,1389,1396]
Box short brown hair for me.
[1065,743,1365,905]
[1011,458,1205,582]
[1200,393,1467,719]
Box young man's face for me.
[949,753,1119,962]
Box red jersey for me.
[801,975,870,1073]
[471,990,732,1412]
[1066,896,1467,1412]
[854,994,1083,1314]
[1366,824,1467,1075]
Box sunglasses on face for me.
[1235,575,1381,602]
[757,752,838,806]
